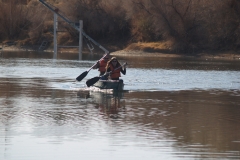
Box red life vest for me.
[109,64,121,79]
[98,59,107,72]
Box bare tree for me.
[0,0,28,40]
[129,0,240,51]
[0,0,239,52]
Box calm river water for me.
[0,51,240,160]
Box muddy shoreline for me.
[112,50,240,60]
[1,45,240,60]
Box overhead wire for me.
[19,6,50,31]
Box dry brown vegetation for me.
[0,0,240,54]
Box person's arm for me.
[121,64,126,75]
[106,67,111,72]
[93,61,100,69]
[120,68,126,75]
[102,67,111,78]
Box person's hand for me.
[104,72,110,77]
[122,62,127,69]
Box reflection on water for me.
[77,90,126,118]
[1,80,240,159]
[0,50,93,60]
[90,91,125,119]
[117,55,240,71]
[0,51,240,160]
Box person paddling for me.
[93,54,110,76]
[105,57,126,80]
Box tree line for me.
[0,0,240,53]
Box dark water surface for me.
[0,51,240,160]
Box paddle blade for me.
[86,77,101,87]
[76,71,88,81]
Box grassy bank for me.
[1,41,240,60]
[112,41,240,60]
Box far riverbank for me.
[1,42,240,60]
[111,50,240,60]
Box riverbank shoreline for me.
[1,44,240,60]
[111,50,240,60]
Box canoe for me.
[93,79,124,90]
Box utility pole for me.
[38,0,109,58]
[53,13,58,58]
[79,20,83,60]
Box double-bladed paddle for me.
[86,62,127,87]
[76,53,109,81]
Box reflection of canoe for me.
[93,79,124,90]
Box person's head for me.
[103,54,110,62]
[106,57,120,68]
